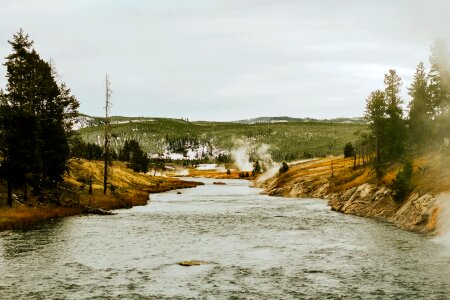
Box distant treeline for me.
[72,139,150,173]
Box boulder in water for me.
[178,260,206,267]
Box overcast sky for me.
[1,0,449,121]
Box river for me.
[1,178,449,299]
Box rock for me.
[83,206,116,215]
[213,182,226,185]
[177,260,206,267]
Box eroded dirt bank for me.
[261,155,446,233]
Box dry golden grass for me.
[66,158,202,209]
[0,158,202,231]
[272,149,450,198]
[412,150,450,194]
[169,168,243,179]
[0,204,82,230]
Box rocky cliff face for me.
[263,162,439,233]
[327,184,438,233]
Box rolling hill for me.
[76,115,368,162]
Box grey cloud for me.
[0,0,449,120]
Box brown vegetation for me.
[0,158,202,231]
[170,168,243,179]
[0,205,82,231]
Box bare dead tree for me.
[103,74,112,195]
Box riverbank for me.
[260,151,449,233]
[0,158,202,230]
[169,168,245,179]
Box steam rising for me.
[231,139,281,182]
[231,139,254,171]
[434,193,450,256]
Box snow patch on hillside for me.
[72,115,96,130]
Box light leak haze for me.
[0,0,449,121]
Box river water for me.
[1,178,450,299]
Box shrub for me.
[252,161,261,175]
[279,162,289,174]
[391,159,413,202]
[343,142,355,158]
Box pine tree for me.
[384,69,407,160]
[408,62,432,148]
[428,41,450,116]
[0,30,42,204]
[279,162,289,174]
[0,30,79,204]
[343,142,355,158]
[119,139,150,173]
[428,41,450,141]
[252,160,261,176]
[364,90,386,164]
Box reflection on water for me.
[0,177,449,299]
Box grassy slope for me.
[78,118,368,161]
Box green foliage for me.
[0,30,79,204]
[391,159,414,202]
[408,62,433,147]
[384,69,407,160]
[129,148,150,173]
[118,139,150,173]
[279,162,289,174]
[364,70,408,165]
[71,138,103,160]
[343,142,355,158]
[365,89,386,163]
[216,153,231,164]
[79,118,368,162]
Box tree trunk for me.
[23,182,28,202]
[376,134,381,163]
[88,176,93,195]
[7,180,13,207]
[358,144,361,166]
[362,145,365,165]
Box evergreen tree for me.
[364,90,386,164]
[408,62,432,148]
[343,142,355,158]
[0,30,42,203]
[0,29,79,204]
[428,41,450,116]
[279,162,289,174]
[391,159,414,202]
[118,139,150,173]
[384,69,407,160]
[129,147,150,173]
[70,138,103,161]
[428,41,450,140]
[252,160,261,176]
